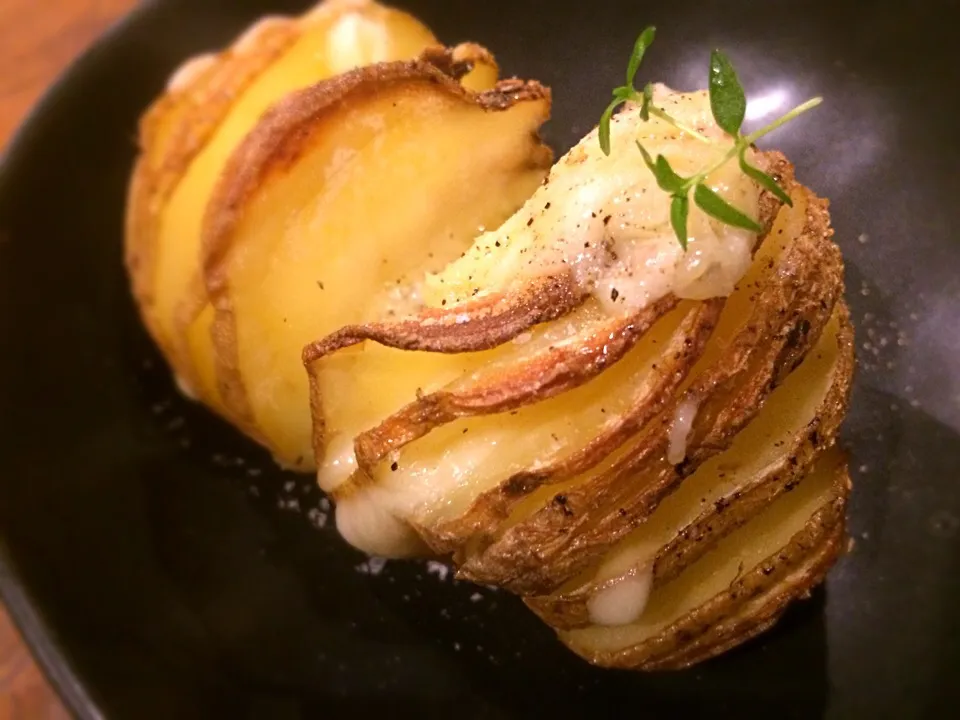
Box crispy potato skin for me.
[525,302,854,629]
[302,272,578,363]
[560,454,850,670]
[456,182,843,597]
[125,0,446,414]
[206,48,551,465]
[125,18,299,366]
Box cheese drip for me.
[423,85,761,314]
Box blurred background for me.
[0,4,132,717]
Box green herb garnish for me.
[598,27,822,249]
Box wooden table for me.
[0,2,135,716]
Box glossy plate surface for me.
[1,0,958,716]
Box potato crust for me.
[125,18,300,366]
[456,181,842,596]
[204,46,551,466]
[302,271,578,363]
[125,9,856,669]
[524,301,853,629]
[559,450,850,669]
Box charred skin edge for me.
[561,457,849,670]
[303,272,581,364]
[752,151,792,231]
[361,152,790,554]
[645,522,845,670]
[350,294,680,473]
[461,193,840,594]
[421,298,724,555]
[172,44,504,404]
[125,18,300,374]
[458,181,842,596]
[525,301,853,630]
[650,301,853,587]
[203,46,552,439]
[327,298,709,508]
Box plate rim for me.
[0,2,158,717]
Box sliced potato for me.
[126,0,451,414]
[204,51,552,468]
[327,299,716,543]
[317,154,794,562]
[305,88,789,552]
[322,171,827,571]
[456,185,843,595]
[525,301,854,629]
[349,300,682,471]
[558,448,849,669]
[325,297,713,555]
[126,15,300,367]
[127,19,855,670]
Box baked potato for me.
[203,53,551,469]
[303,89,854,667]
[126,6,855,672]
[125,0,497,432]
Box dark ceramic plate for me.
[1,0,959,717]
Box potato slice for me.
[126,15,301,367]
[126,9,856,670]
[326,169,805,564]
[525,301,854,629]
[457,185,844,595]
[350,300,682,470]
[203,50,552,468]
[126,0,456,415]
[558,448,849,669]
[327,298,714,555]
[318,152,794,560]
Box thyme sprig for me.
[598,26,822,249]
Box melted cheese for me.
[587,567,654,626]
[167,54,217,92]
[328,87,764,557]
[318,432,358,492]
[667,397,699,465]
[422,86,761,313]
[335,486,427,557]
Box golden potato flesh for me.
[126,0,452,417]
[455,185,845,596]
[126,18,855,670]
[558,447,849,669]
[202,51,552,469]
[307,108,852,668]
[126,15,300,375]
[524,300,853,631]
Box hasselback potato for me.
[126,0,854,670]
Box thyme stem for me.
[647,107,712,143]
[598,26,823,248]
[743,97,823,145]
[679,97,823,191]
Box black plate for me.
[1,0,959,717]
